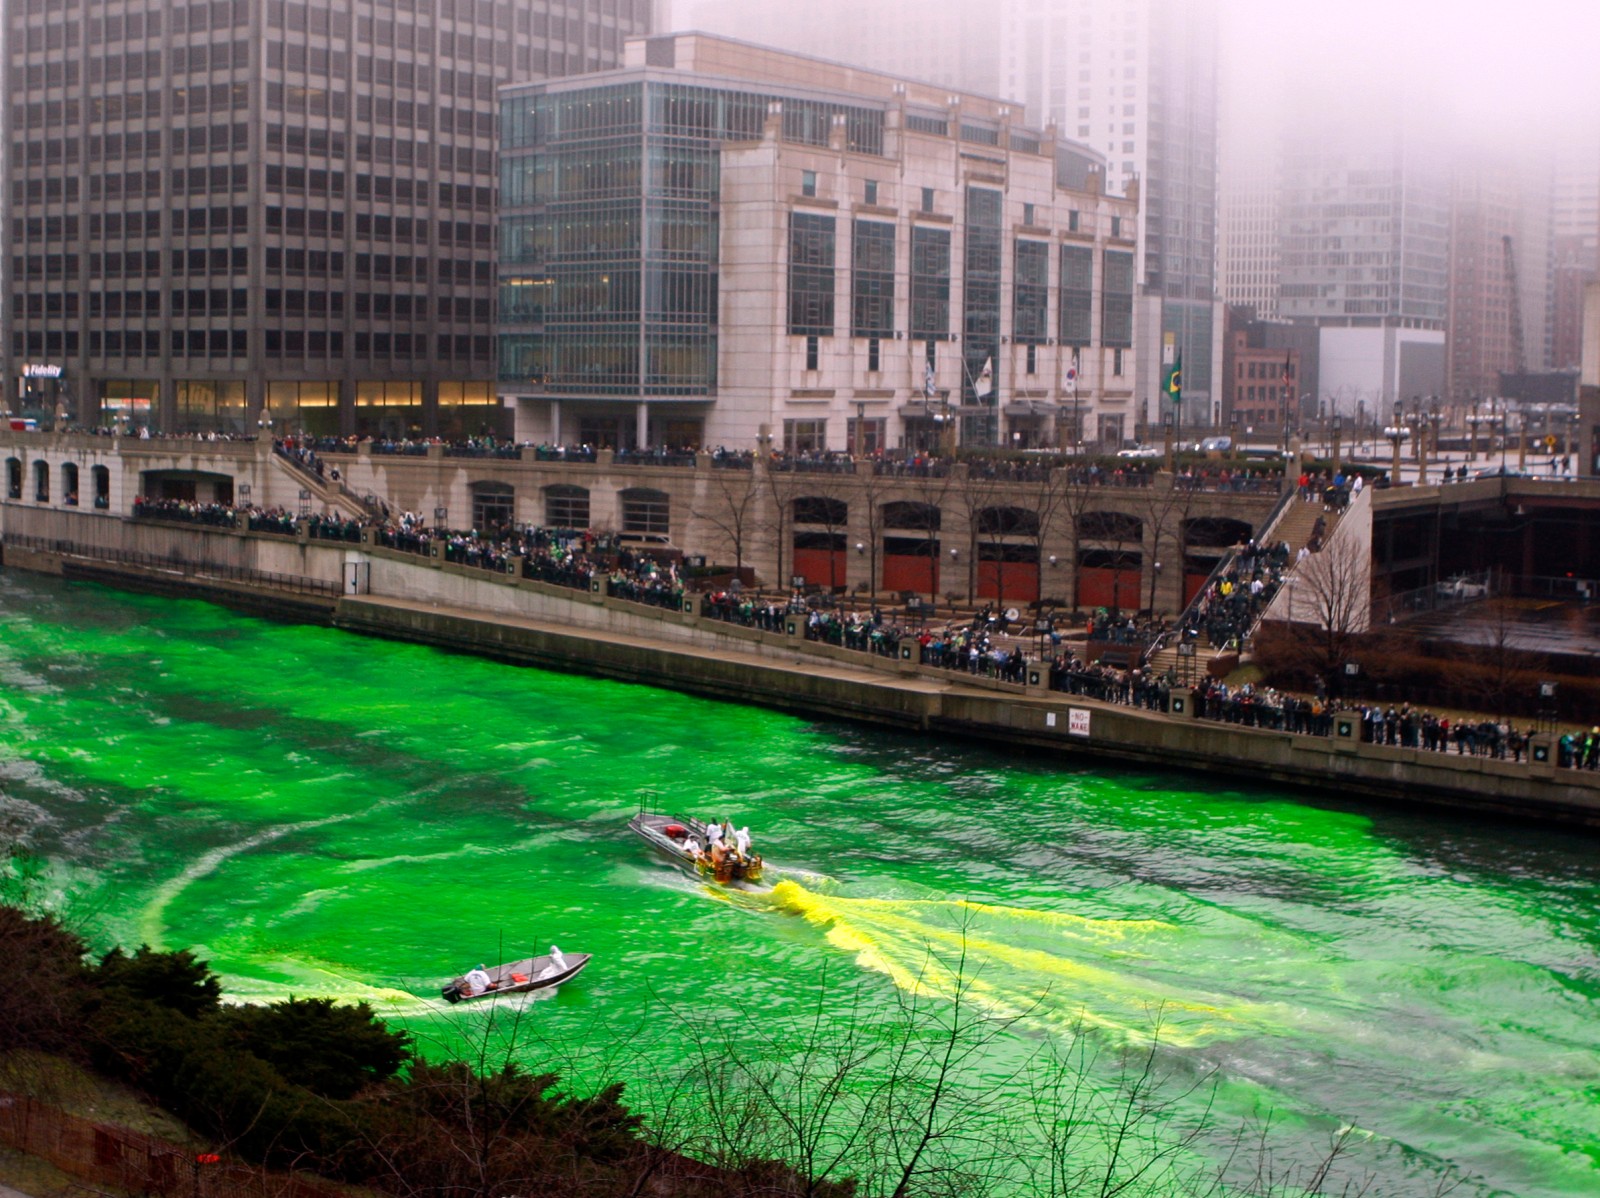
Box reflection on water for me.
[1,572,1597,1198]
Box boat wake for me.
[763,879,1283,1047]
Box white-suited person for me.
[463,964,493,995]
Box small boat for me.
[628,810,764,886]
[441,949,591,1004]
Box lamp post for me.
[1415,403,1429,485]
[1331,414,1343,477]
[1384,401,1408,483]
[1467,398,1484,462]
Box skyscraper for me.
[2,0,651,436]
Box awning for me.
[1003,401,1059,418]
[899,402,953,421]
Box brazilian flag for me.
[1163,354,1183,404]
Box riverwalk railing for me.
[3,533,339,598]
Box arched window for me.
[32,460,49,503]
[882,501,940,531]
[793,496,847,526]
[543,484,590,529]
[977,505,1039,537]
[61,462,79,506]
[91,465,111,509]
[5,458,20,500]
[1077,511,1142,541]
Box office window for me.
[851,220,895,338]
[788,212,835,336]
[1026,344,1037,375]
[1022,202,1035,225]
[805,334,819,371]
[801,169,817,197]
[1102,249,1134,348]
[864,179,878,205]
[784,418,827,453]
[1013,240,1049,345]
[910,225,950,339]
[921,186,934,213]
[867,337,880,373]
[1060,245,1093,346]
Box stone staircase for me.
[1144,487,1344,681]
[269,449,374,520]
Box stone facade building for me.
[497,33,1140,455]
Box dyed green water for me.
[1,572,1597,1197]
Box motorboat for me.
[441,949,590,1004]
[628,810,764,886]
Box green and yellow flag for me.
[1163,354,1183,404]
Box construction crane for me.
[1502,234,1527,375]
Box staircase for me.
[1145,481,1342,681]
[269,448,374,521]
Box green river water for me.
[0,572,1596,1197]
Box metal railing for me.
[3,533,339,597]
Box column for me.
[635,402,649,449]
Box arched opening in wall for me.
[61,462,79,506]
[470,481,515,532]
[32,460,49,503]
[91,465,111,509]
[792,496,848,591]
[881,501,941,595]
[620,488,671,537]
[1182,516,1254,606]
[5,458,21,500]
[975,505,1041,603]
[543,484,590,531]
[1076,510,1144,611]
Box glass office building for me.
[2,0,650,436]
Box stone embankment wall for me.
[3,513,1597,827]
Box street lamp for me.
[1383,401,1409,483]
[1331,414,1343,476]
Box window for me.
[1111,215,1122,238]
[1102,249,1134,349]
[471,483,515,530]
[783,419,827,453]
[1022,202,1035,225]
[910,226,951,339]
[1013,240,1049,345]
[805,334,820,371]
[1113,347,1124,376]
[1068,209,1080,232]
[921,186,934,213]
[867,337,880,372]
[545,486,591,531]
[801,169,817,197]
[788,212,835,335]
[620,488,670,536]
[851,220,895,338]
[1026,344,1037,375]
[1060,245,1093,346]
[864,179,878,205]
[847,417,885,454]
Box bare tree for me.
[1274,533,1372,687]
[690,466,762,575]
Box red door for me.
[793,547,847,590]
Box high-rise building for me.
[2,0,652,436]
[497,32,1138,452]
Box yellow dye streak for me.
[769,880,1272,1047]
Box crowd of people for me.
[1180,539,1290,651]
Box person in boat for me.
[683,834,703,859]
[463,964,493,996]
[538,946,569,980]
[734,826,752,857]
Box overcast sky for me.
[1221,0,1600,149]
[672,0,1600,157]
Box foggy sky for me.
[670,0,1600,156]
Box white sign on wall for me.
[1068,708,1091,737]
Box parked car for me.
[1194,435,1233,453]
[1436,575,1490,600]
[1471,464,1532,479]
[1116,444,1161,458]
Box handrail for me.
[1143,477,1296,667]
